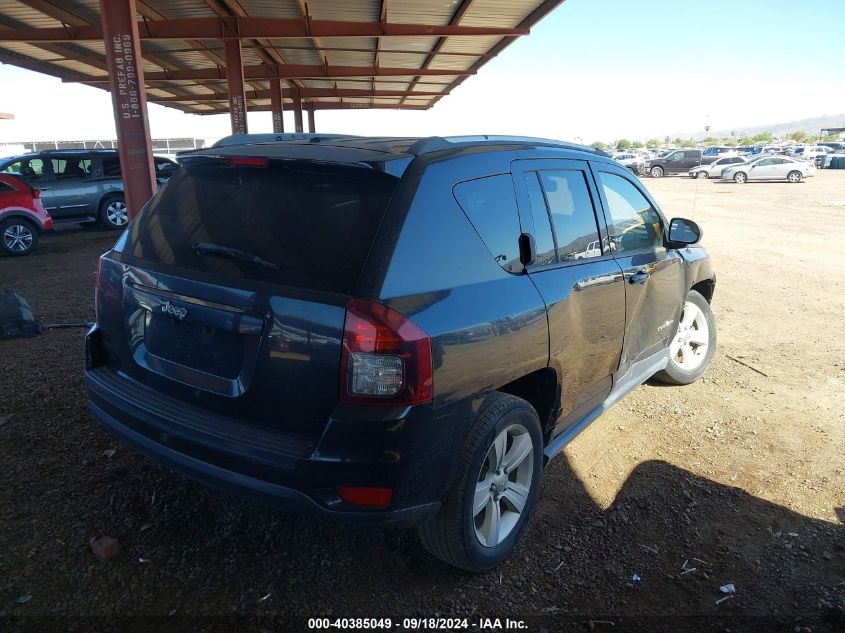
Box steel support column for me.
[270,75,284,133]
[292,89,303,133]
[224,38,247,134]
[307,105,315,133]
[98,0,155,221]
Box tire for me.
[787,170,802,183]
[99,194,128,229]
[418,393,543,572]
[696,170,709,179]
[653,290,717,386]
[650,166,664,178]
[0,218,39,256]
[733,172,747,183]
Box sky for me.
[1,0,844,146]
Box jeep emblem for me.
[160,300,187,321]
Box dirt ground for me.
[1,171,843,633]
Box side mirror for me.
[668,218,702,245]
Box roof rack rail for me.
[407,135,603,156]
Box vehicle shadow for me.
[35,442,840,633]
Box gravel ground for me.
[1,173,844,633]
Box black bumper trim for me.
[87,400,440,527]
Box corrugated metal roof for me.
[0,0,565,115]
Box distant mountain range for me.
[681,113,845,141]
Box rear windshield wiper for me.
[193,242,281,271]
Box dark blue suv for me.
[85,136,716,571]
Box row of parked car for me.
[0,148,178,256]
[610,142,843,183]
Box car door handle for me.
[629,271,650,285]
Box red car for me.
[0,173,53,256]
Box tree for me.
[738,136,755,145]
[789,130,806,142]
[616,139,632,150]
[753,131,773,142]
[591,141,608,150]
[631,141,644,148]
[703,137,719,145]
[664,136,671,145]
[723,140,737,146]
[673,138,684,146]
[646,138,661,148]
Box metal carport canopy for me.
[0,0,565,218]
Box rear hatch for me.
[96,155,400,443]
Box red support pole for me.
[270,76,284,133]
[224,38,247,134]
[307,106,315,133]
[293,89,303,133]
[99,0,156,222]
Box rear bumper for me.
[87,398,438,526]
[84,326,459,527]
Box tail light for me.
[32,189,41,199]
[340,298,433,406]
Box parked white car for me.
[612,152,644,171]
[791,145,832,161]
[721,156,815,183]
[688,155,747,179]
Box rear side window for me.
[538,170,601,262]
[119,158,399,294]
[596,172,663,253]
[523,173,556,265]
[453,174,522,273]
[51,157,92,180]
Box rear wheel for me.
[654,290,716,386]
[650,166,664,178]
[787,170,802,183]
[418,393,543,572]
[99,194,128,229]
[733,171,747,183]
[0,218,38,256]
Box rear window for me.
[118,158,399,294]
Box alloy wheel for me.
[106,200,128,226]
[3,223,33,253]
[473,424,534,548]
[669,301,710,371]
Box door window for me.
[51,157,92,180]
[537,170,602,262]
[668,152,683,162]
[596,172,663,253]
[453,174,523,273]
[523,172,557,265]
[2,158,46,181]
[755,158,774,166]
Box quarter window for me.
[538,170,602,262]
[596,172,663,253]
[453,174,523,273]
